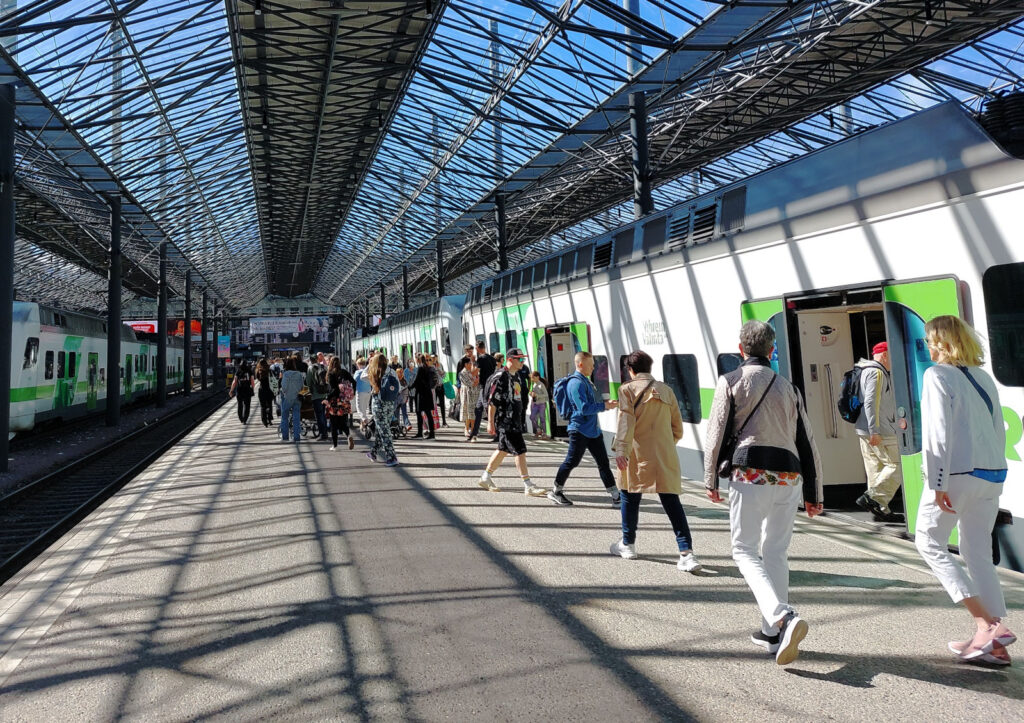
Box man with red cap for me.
[854,341,904,522]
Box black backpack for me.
[837,362,885,424]
[313,365,330,395]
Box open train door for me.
[739,298,792,379]
[883,276,963,540]
[532,323,589,438]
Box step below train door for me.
[883,276,963,539]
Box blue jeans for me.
[621,492,693,552]
[554,431,617,491]
[394,401,410,426]
[280,395,301,441]
[312,397,328,438]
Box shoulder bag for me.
[717,375,777,479]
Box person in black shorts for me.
[477,349,547,498]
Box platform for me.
[0,405,1022,721]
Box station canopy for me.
[2,0,1022,317]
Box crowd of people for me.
[226,316,1014,668]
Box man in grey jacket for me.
[854,341,903,522]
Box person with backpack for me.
[325,356,356,450]
[914,315,1013,665]
[548,351,620,507]
[477,349,547,498]
[353,357,372,434]
[255,358,275,427]
[529,371,549,438]
[848,341,904,522]
[279,356,305,443]
[305,357,330,440]
[366,354,400,466]
[433,356,449,427]
[610,350,700,572]
[704,320,823,666]
[470,341,496,441]
[230,360,255,424]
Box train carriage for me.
[464,102,1024,570]
[10,302,187,436]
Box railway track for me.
[0,391,228,585]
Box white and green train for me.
[458,103,1024,570]
[10,302,187,436]
[349,296,467,386]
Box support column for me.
[379,282,386,320]
[495,192,508,271]
[364,299,370,328]
[183,273,191,395]
[0,84,13,468]
[629,91,653,219]
[221,310,228,382]
[200,290,208,390]
[105,194,122,427]
[436,238,445,297]
[402,265,409,311]
[211,302,219,387]
[156,241,167,407]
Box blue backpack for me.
[552,375,574,420]
[378,372,401,403]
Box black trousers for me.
[330,414,350,446]
[258,389,274,426]
[417,406,435,438]
[554,431,617,490]
[236,394,252,423]
[435,388,446,424]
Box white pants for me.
[915,474,1005,618]
[355,391,371,424]
[859,436,902,508]
[730,480,802,634]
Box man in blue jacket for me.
[549,351,620,507]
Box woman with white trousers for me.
[915,315,1015,665]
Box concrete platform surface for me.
[0,405,1021,722]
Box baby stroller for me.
[298,391,320,438]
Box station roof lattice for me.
[1,1,1022,318]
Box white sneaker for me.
[330,444,337,451]
[610,539,638,560]
[477,472,500,492]
[677,552,702,573]
[523,484,547,497]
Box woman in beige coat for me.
[610,350,700,572]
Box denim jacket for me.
[566,371,606,438]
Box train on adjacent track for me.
[9,301,187,437]
[351,102,1024,570]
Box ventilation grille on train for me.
[482,284,493,302]
[666,213,691,249]
[593,240,613,270]
[691,205,717,245]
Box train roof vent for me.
[593,240,613,271]
[691,204,717,245]
[482,283,493,302]
[666,212,691,249]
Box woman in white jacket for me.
[915,315,1015,665]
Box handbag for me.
[449,397,461,422]
[717,375,777,478]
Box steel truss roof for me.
[227,0,445,298]
[316,0,1024,314]
[2,0,264,312]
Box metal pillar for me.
[211,302,219,387]
[200,290,208,390]
[495,192,508,271]
[379,282,386,320]
[105,194,122,427]
[0,84,13,470]
[221,310,227,381]
[183,273,191,395]
[436,238,445,297]
[402,265,409,310]
[629,91,653,219]
[489,18,503,181]
[156,241,167,407]
[364,299,370,328]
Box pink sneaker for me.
[951,622,1017,660]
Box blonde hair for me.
[925,315,985,367]
[356,356,366,367]
[367,354,388,393]
[574,351,592,364]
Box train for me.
[10,301,187,436]
[351,102,1024,570]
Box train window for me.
[489,332,500,354]
[429,340,437,357]
[441,327,451,356]
[475,333,485,347]
[983,261,1024,386]
[23,337,39,369]
[591,355,610,400]
[662,354,701,423]
[504,330,517,351]
[531,262,546,289]
[511,269,523,293]
[68,352,76,378]
[498,275,510,297]
[618,354,630,384]
[545,257,560,283]
[560,250,575,279]
[45,350,54,379]
[717,353,743,376]
[57,351,66,379]
[575,244,593,275]
[135,356,139,373]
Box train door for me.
[795,310,867,486]
[87,352,98,409]
[124,353,133,401]
[882,276,963,539]
[533,323,588,437]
